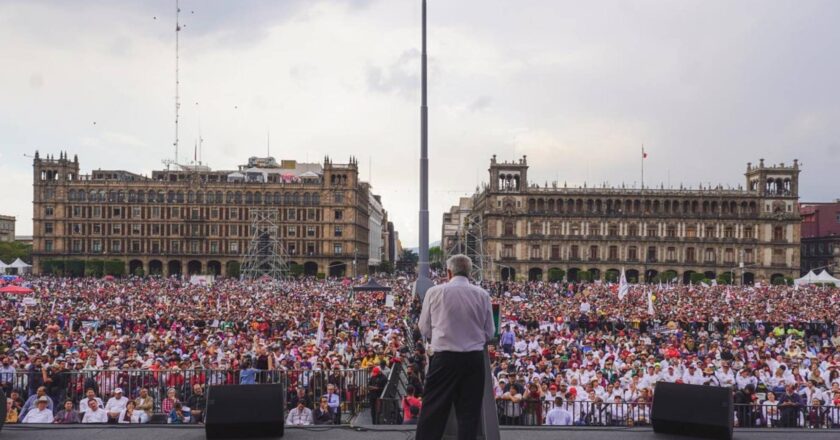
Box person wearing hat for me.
[416,255,495,440]
[368,366,388,424]
[21,396,54,423]
[19,386,53,420]
[105,387,129,420]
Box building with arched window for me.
[442,155,801,284]
[31,152,394,277]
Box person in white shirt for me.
[545,397,573,425]
[22,397,54,423]
[661,366,680,383]
[82,399,109,424]
[105,387,129,419]
[716,364,736,388]
[78,388,104,414]
[416,255,495,440]
[286,401,313,426]
[682,365,704,385]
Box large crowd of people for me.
[478,281,840,427]
[2,274,840,428]
[1,276,412,425]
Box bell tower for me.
[489,155,529,193]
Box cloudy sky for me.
[1,0,839,246]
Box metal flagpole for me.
[641,144,645,191]
[415,0,433,302]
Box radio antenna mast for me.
[173,0,182,164]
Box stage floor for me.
[2,425,838,440]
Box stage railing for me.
[493,400,840,429]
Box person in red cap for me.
[368,366,387,424]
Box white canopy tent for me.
[793,270,819,286]
[0,260,7,274]
[8,258,32,274]
[794,269,840,287]
[815,270,840,287]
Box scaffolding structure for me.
[240,208,289,280]
[444,214,492,282]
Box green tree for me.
[226,261,241,278]
[429,246,443,271]
[376,260,394,274]
[398,249,419,273]
[548,268,565,282]
[0,242,31,265]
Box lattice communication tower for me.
[445,214,492,282]
[240,208,289,279]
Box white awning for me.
[9,258,31,268]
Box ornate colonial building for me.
[443,155,801,284]
[31,152,391,277]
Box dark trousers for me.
[416,350,485,440]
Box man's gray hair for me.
[446,254,472,278]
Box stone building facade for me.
[31,152,386,277]
[0,215,14,242]
[800,201,840,275]
[443,155,801,284]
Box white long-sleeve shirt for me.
[419,276,494,352]
[285,407,313,426]
[545,407,573,425]
[105,396,129,413]
[82,408,109,423]
[22,407,54,423]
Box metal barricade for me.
[5,368,370,424]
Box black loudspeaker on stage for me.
[205,384,285,439]
[652,382,733,440]
[0,388,6,433]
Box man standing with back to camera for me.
[416,255,495,440]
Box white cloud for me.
[1,0,839,245]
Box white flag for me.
[618,268,629,300]
[647,290,655,316]
[315,312,325,346]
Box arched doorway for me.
[129,260,144,276]
[528,268,543,281]
[501,267,516,281]
[187,260,202,275]
[168,260,182,276]
[207,260,222,276]
[719,271,733,285]
[683,270,696,284]
[743,272,755,285]
[770,273,786,285]
[588,268,601,281]
[149,260,163,276]
[303,261,319,276]
[703,271,716,281]
[567,268,581,282]
[605,269,620,283]
[329,262,346,277]
[645,269,658,283]
[626,269,640,283]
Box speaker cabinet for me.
[0,388,6,432]
[652,382,733,440]
[205,384,285,439]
